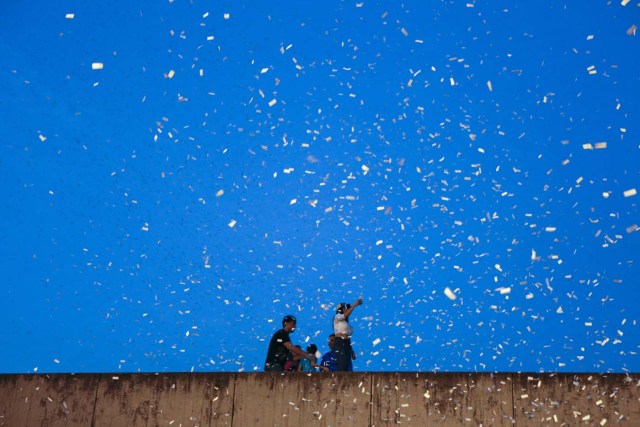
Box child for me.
[298,344,328,372]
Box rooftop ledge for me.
[1,372,638,426]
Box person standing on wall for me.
[264,315,311,371]
[333,297,363,371]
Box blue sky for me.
[1,0,639,373]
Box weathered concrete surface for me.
[0,374,98,426]
[512,373,640,425]
[92,373,235,426]
[234,372,371,426]
[0,372,638,426]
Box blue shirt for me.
[320,351,338,372]
[299,357,315,372]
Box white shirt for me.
[333,313,353,336]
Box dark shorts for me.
[334,337,353,371]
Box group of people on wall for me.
[264,298,363,372]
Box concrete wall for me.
[0,372,638,426]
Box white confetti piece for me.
[372,338,381,346]
[91,62,104,70]
[216,189,224,197]
[228,219,237,228]
[268,99,277,107]
[65,13,75,19]
[623,188,637,197]
[444,287,456,300]
[223,13,230,19]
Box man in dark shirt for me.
[264,315,310,371]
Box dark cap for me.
[282,315,297,326]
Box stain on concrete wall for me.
[0,373,638,426]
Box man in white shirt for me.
[333,298,363,371]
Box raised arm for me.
[343,297,363,320]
